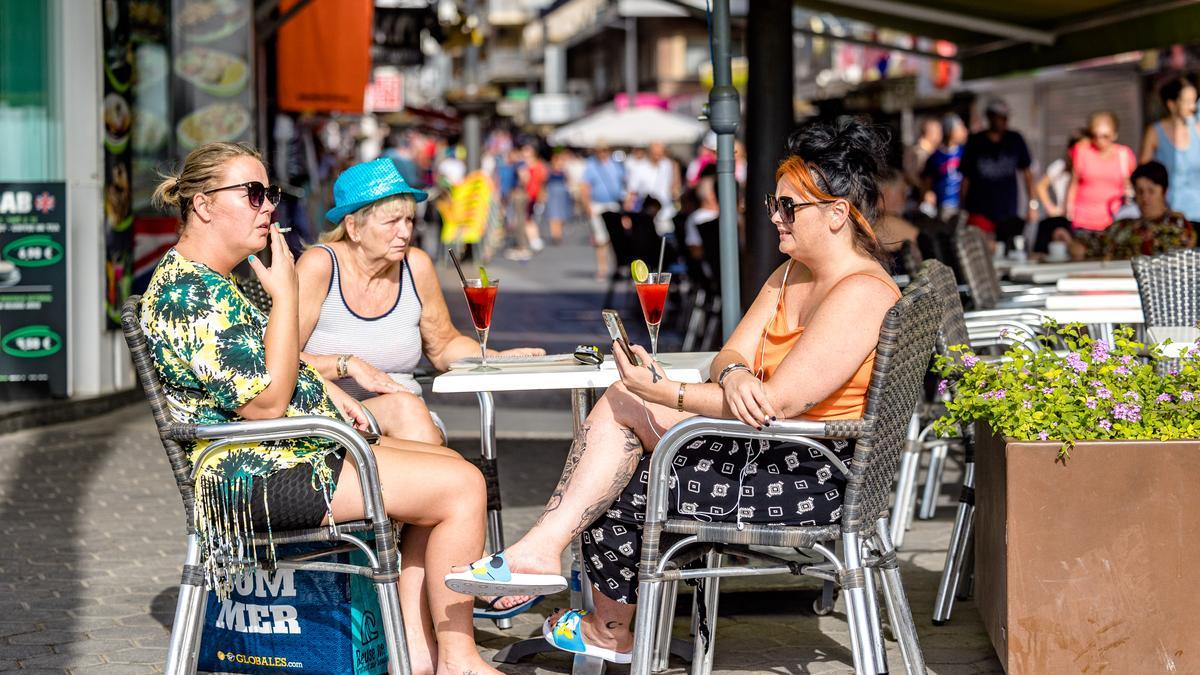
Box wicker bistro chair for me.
[120,297,411,675]
[953,225,1054,313]
[627,278,942,675]
[1132,248,1200,327]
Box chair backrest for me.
[695,218,723,294]
[918,259,971,355]
[841,275,941,535]
[120,295,196,527]
[604,213,636,267]
[236,275,273,314]
[1132,249,1200,328]
[954,225,1002,310]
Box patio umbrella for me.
[548,106,707,148]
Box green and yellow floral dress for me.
[141,248,343,590]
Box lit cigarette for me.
[271,223,292,233]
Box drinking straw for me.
[447,248,469,286]
[656,237,667,276]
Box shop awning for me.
[796,0,1200,79]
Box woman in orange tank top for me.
[445,120,903,661]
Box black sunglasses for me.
[764,194,830,225]
[205,181,282,210]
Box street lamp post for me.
[708,0,741,340]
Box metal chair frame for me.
[628,278,942,675]
[121,296,411,675]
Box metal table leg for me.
[493,387,690,672]
[477,391,511,630]
[495,387,600,669]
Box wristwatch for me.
[1028,199,1040,210]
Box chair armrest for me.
[964,307,1049,326]
[177,415,390,524]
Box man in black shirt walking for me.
[960,98,1038,244]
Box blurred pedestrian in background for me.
[627,142,681,234]
[543,149,574,246]
[960,98,1037,243]
[1032,131,1086,254]
[1066,111,1136,232]
[922,113,967,221]
[580,146,626,281]
[1140,75,1200,221]
[905,115,943,214]
[1054,160,1196,259]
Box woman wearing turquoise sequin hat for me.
[142,143,503,675]
[297,157,544,444]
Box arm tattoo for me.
[572,428,643,538]
[535,424,590,526]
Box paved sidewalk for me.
[0,404,1001,673]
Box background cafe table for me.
[1006,259,1132,285]
[1147,326,1200,357]
[433,351,716,672]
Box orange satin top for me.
[752,261,901,420]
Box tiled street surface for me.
[0,403,1001,673]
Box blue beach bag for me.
[198,544,388,675]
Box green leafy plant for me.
[933,324,1200,460]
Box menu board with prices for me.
[0,183,69,397]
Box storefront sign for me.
[0,183,68,396]
[277,0,374,114]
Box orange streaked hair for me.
[774,155,877,242]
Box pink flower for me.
[1156,393,1173,403]
[1098,419,1112,431]
[1038,431,1049,441]
[1085,398,1098,409]
[1120,355,1134,365]
[937,379,949,395]
[1096,386,1112,400]
[1182,391,1195,402]
[1042,387,1054,395]
[1022,400,1033,409]
[1066,353,1088,373]
[1115,365,1131,376]
[1091,340,1109,362]
[962,354,980,368]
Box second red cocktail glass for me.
[635,272,671,364]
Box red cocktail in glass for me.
[462,279,499,371]
[635,272,671,364]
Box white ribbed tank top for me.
[304,245,424,399]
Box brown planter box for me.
[975,428,1200,674]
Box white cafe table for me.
[1055,276,1139,293]
[1043,293,1142,310]
[1147,327,1200,357]
[1007,260,1133,284]
[433,351,716,671]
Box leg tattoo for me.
[573,428,643,537]
[535,424,590,526]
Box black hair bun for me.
[786,116,890,182]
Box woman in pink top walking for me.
[1067,111,1136,232]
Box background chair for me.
[121,296,411,675]
[1132,248,1200,327]
[629,275,942,675]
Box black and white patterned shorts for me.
[580,435,855,605]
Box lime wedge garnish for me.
[631,259,649,283]
[478,265,490,287]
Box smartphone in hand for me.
[602,309,641,366]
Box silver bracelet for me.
[718,362,752,387]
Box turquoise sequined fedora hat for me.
[325,157,428,224]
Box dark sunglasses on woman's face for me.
[204,181,283,210]
[764,193,829,225]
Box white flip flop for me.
[444,551,568,597]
